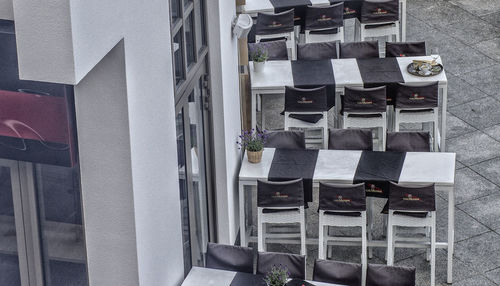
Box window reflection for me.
[34,164,88,286]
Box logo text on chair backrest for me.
[403,193,421,201]
[372,8,388,15]
[272,191,289,198]
[269,21,283,28]
[357,98,373,105]
[297,97,313,104]
[317,14,332,21]
[366,184,383,193]
[334,195,352,203]
[344,7,356,15]
[409,93,425,100]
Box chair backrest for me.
[361,0,399,24]
[366,264,416,286]
[248,40,288,61]
[386,131,430,152]
[385,42,426,57]
[343,86,387,113]
[257,179,304,208]
[305,3,344,31]
[339,41,379,59]
[329,128,373,151]
[313,259,362,286]
[256,9,295,36]
[394,82,439,109]
[205,242,254,273]
[257,251,306,279]
[284,86,328,112]
[264,130,306,150]
[297,42,337,60]
[319,182,366,212]
[388,182,436,212]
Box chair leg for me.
[387,213,394,265]
[426,226,431,261]
[300,212,306,256]
[433,120,439,152]
[431,215,436,286]
[362,213,368,286]
[318,219,325,260]
[258,211,264,252]
[367,197,374,259]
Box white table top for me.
[239,148,456,186]
[182,267,345,286]
[250,56,447,90]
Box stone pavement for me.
[253,1,500,285]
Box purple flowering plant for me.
[237,129,268,152]
[263,264,289,286]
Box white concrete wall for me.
[6,0,244,284]
[74,41,140,286]
[11,0,185,286]
[208,0,243,244]
[0,0,13,20]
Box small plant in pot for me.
[237,129,267,163]
[264,264,290,286]
[251,48,268,73]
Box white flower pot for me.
[253,61,266,73]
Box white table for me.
[238,0,407,41]
[249,56,448,151]
[238,148,456,283]
[182,266,345,286]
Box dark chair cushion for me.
[313,259,362,286]
[257,251,306,279]
[340,41,379,59]
[264,130,306,150]
[248,40,288,61]
[329,128,373,151]
[289,113,324,123]
[205,243,254,273]
[386,42,426,57]
[256,9,295,36]
[284,86,328,112]
[367,264,416,286]
[297,42,337,61]
[257,179,304,208]
[386,131,430,152]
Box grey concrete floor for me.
[252,0,500,285]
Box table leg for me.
[447,186,455,284]
[440,84,448,152]
[251,90,257,131]
[239,181,247,246]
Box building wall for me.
[0,0,13,20]
[2,0,244,284]
[208,0,243,244]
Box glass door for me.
[175,63,213,276]
[0,159,28,286]
[0,159,87,286]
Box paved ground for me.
[252,1,500,285]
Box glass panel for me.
[184,0,193,9]
[0,166,21,286]
[186,79,209,267]
[176,110,192,275]
[195,0,207,53]
[34,164,88,286]
[171,0,182,22]
[174,31,185,86]
[185,13,196,69]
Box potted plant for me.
[250,48,268,73]
[237,129,267,163]
[263,265,290,286]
